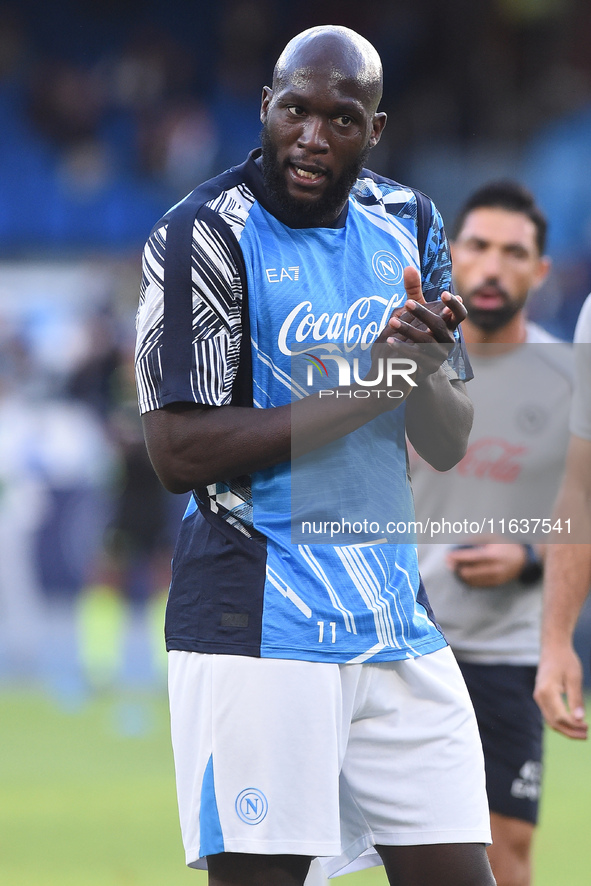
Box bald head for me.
[259,25,387,227]
[273,26,383,114]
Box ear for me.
[260,86,273,124]
[533,255,552,290]
[368,111,387,148]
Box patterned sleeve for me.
[420,201,453,302]
[135,217,243,414]
[421,200,473,383]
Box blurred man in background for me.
[411,180,573,886]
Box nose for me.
[297,116,329,153]
[480,248,503,278]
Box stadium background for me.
[0,1,590,883]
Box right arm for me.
[141,264,467,492]
[142,391,396,493]
[137,210,400,493]
[137,209,467,493]
[533,434,591,740]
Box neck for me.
[462,312,527,355]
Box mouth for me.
[468,286,508,310]
[288,162,328,187]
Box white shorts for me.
[168,646,491,877]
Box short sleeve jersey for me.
[412,324,573,665]
[135,150,469,663]
[570,293,591,441]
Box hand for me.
[386,266,467,343]
[534,645,588,740]
[446,543,529,587]
[373,267,466,384]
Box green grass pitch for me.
[0,689,589,885]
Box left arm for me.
[406,372,472,471]
[390,266,473,471]
[534,434,591,739]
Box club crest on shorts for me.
[235,788,268,824]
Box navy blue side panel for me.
[160,195,199,394]
[165,505,267,655]
[416,574,445,638]
[411,186,433,284]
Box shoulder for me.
[525,321,563,344]
[138,159,260,341]
[350,172,446,264]
[152,156,258,248]
[574,293,591,343]
[351,170,435,221]
[525,321,574,384]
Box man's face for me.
[260,65,385,227]
[451,207,549,332]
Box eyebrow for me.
[277,88,364,114]
[459,235,530,251]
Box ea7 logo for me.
[266,266,300,283]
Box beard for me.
[464,286,525,332]
[260,125,370,228]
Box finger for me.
[394,296,450,334]
[403,266,426,304]
[534,674,589,739]
[400,301,454,343]
[565,673,587,728]
[455,568,499,588]
[389,304,408,321]
[440,291,468,323]
[386,315,442,344]
[552,710,589,740]
[388,309,421,331]
[448,558,487,576]
[534,686,569,730]
[448,547,488,564]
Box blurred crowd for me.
[0,256,189,704]
[0,2,591,302]
[2,0,591,699]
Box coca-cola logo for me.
[278,294,404,356]
[457,438,528,483]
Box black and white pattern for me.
[135,179,258,533]
[135,186,254,414]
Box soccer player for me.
[534,293,591,741]
[411,181,573,886]
[135,26,494,886]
